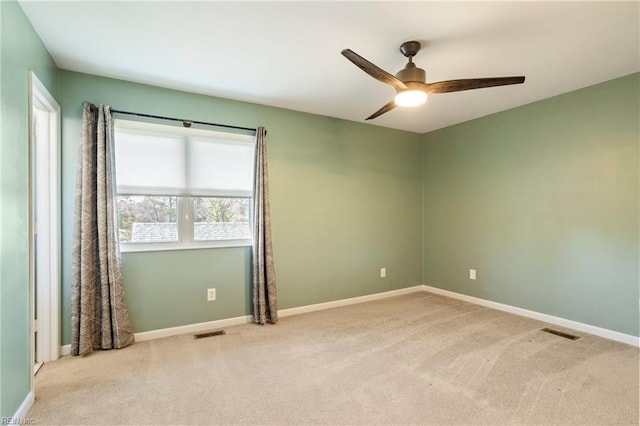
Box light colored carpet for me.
[29,292,639,425]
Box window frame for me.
[113,119,256,253]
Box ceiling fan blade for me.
[342,49,407,91]
[426,76,525,94]
[366,100,397,120]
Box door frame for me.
[28,70,61,382]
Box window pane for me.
[117,195,178,243]
[193,197,251,241]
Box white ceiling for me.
[19,1,640,134]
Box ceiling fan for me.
[341,41,525,120]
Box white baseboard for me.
[279,285,426,318]
[58,316,254,349]
[133,286,424,342]
[60,344,71,356]
[422,284,639,347]
[134,315,253,342]
[59,284,637,350]
[12,391,34,423]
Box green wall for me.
[58,71,424,343]
[0,0,58,418]
[422,73,639,336]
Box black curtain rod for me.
[111,109,257,133]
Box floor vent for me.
[541,327,580,340]
[193,330,226,340]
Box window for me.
[113,119,256,251]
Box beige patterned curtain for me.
[252,127,278,324]
[71,102,134,356]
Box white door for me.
[29,72,61,377]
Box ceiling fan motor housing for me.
[396,41,427,86]
[396,63,426,84]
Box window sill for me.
[120,239,252,253]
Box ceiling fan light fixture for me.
[341,42,525,120]
[395,90,427,107]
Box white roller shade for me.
[188,136,255,197]
[114,119,256,197]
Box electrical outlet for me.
[380,267,386,278]
[469,269,476,280]
[207,288,216,301]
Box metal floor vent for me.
[194,330,226,340]
[541,327,580,340]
